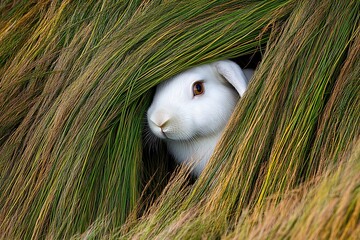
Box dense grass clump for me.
[0,0,358,239]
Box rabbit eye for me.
[193,81,204,96]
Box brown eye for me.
[193,81,204,96]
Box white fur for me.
[147,60,251,176]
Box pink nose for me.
[149,110,172,135]
[158,119,168,129]
[150,111,170,127]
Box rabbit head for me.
[147,60,251,176]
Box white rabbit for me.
[147,60,252,176]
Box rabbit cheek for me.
[147,108,191,140]
[197,97,237,136]
[164,115,195,140]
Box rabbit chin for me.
[165,131,222,176]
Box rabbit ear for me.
[214,60,249,96]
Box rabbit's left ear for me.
[214,60,249,97]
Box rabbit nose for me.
[158,119,169,129]
[150,112,171,129]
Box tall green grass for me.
[0,0,358,239]
[111,1,359,238]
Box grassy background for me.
[0,0,359,239]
